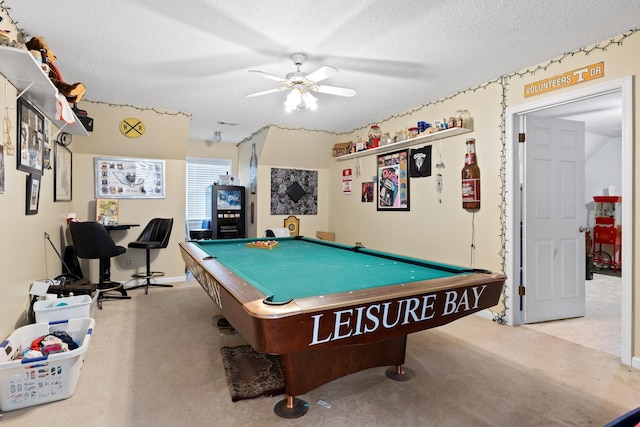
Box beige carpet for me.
[1,276,639,426]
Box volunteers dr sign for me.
[524,62,604,98]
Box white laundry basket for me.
[0,317,95,411]
[34,295,92,323]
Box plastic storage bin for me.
[33,295,92,323]
[0,317,95,411]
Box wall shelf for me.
[0,45,88,136]
[335,126,472,161]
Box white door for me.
[523,116,586,323]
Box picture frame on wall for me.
[95,198,119,223]
[54,143,72,201]
[94,157,166,199]
[376,148,410,211]
[26,174,41,215]
[17,98,45,176]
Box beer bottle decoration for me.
[249,143,258,194]
[461,138,480,210]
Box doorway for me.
[505,77,634,365]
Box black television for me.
[216,188,242,210]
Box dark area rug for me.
[220,345,285,402]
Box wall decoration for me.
[362,182,374,202]
[409,145,432,177]
[55,132,72,147]
[17,98,44,175]
[119,117,145,138]
[42,121,52,170]
[96,198,119,224]
[0,144,5,194]
[270,168,317,215]
[26,174,41,215]
[342,168,352,195]
[377,149,410,211]
[54,143,72,201]
[94,157,165,198]
[283,215,300,236]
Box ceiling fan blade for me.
[305,66,338,83]
[248,69,287,83]
[245,88,285,98]
[314,85,357,97]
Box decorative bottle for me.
[461,138,480,210]
[249,143,258,194]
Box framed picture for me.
[17,98,45,175]
[96,198,119,223]
[54,143,72,201]
[94,157,166,199]
[362,182,374,202]
[26,174,41,215]
[377,148,410,211]
[42,121,52,170]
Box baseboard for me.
[474,308,499,322]
[631,355,640,370]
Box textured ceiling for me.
[2,1,639,143]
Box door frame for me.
[504,76,634,366]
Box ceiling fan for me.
[246,53,356,111]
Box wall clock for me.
[55,131,72,146]
[283,215,299,237]
[119,118,145,138]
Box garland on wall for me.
[83,100,191,119]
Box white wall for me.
[585,136,622,227]
[328,87,505,272]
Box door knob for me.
[578,226,589,233]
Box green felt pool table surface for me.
[192,237,479,303]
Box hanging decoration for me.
[2,107,13,156]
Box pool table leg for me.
[273,335,409,418]
[385,364,415,381]
[273,395,309,418]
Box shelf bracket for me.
[50,124,69,144]
[15,82,35,101]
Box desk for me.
[104,223,140,232]
[180,237,505,418]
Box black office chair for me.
[69,221,131,309]
[127,218,174,294]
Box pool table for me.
[179,237,505,418]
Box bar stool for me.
[127,218,174,294]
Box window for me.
[186,158,231,227]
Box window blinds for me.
[185,158,232,221]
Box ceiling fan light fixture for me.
[248,53,354,111]
[213,131,222,142]
[302,91,318,110]
[284,88,303,112]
